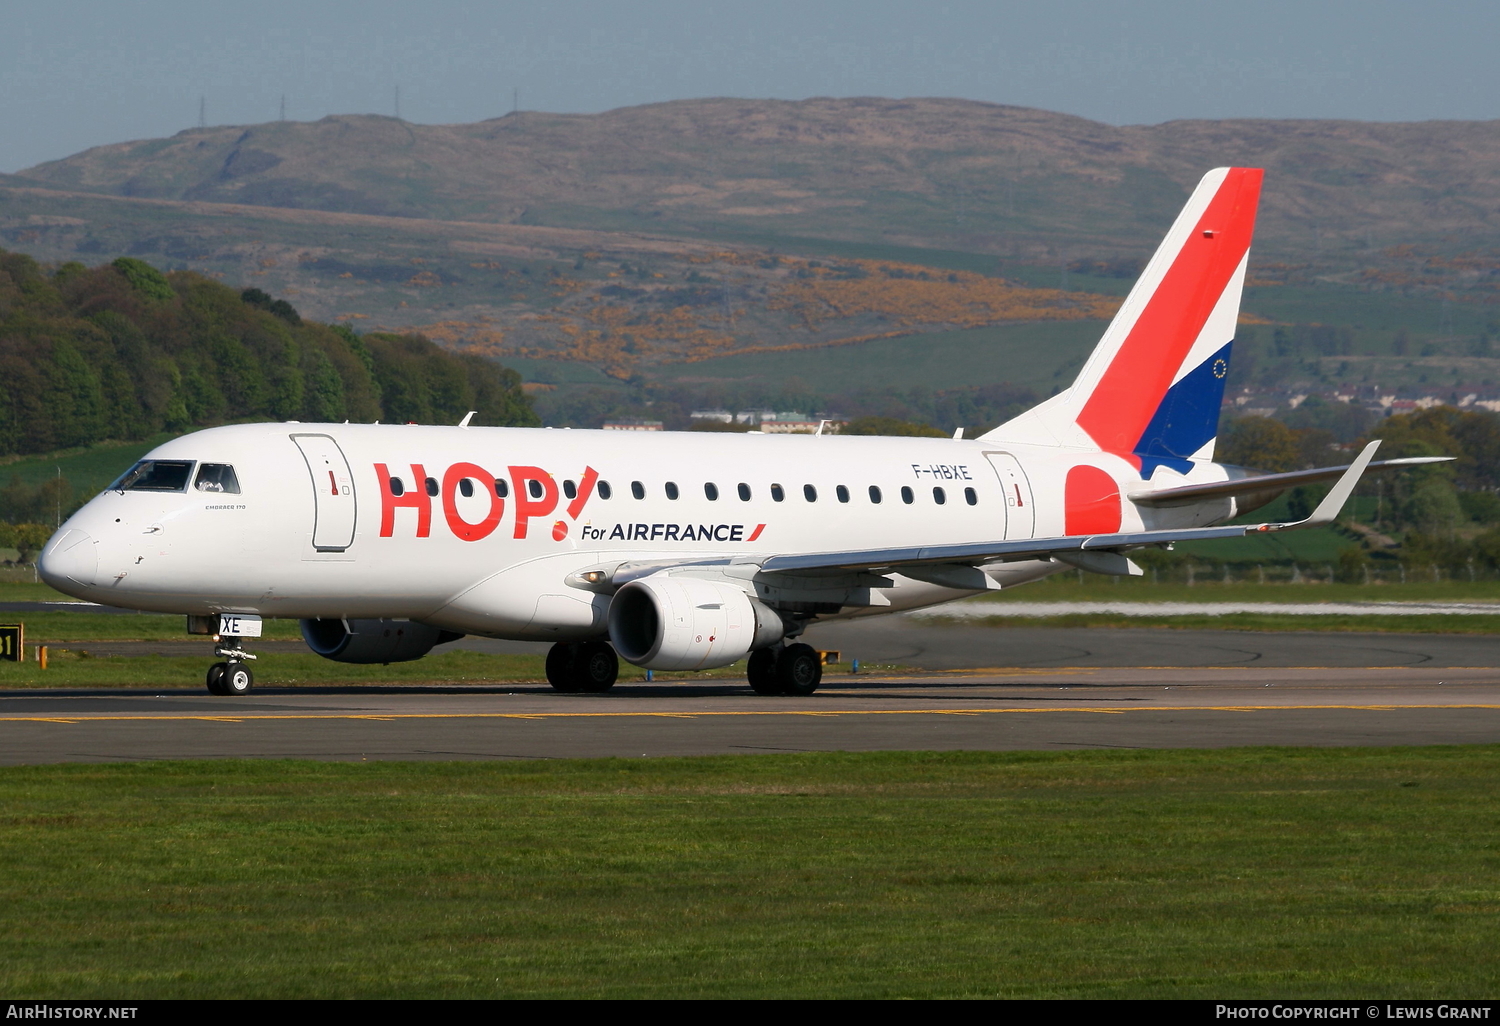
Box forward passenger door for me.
[291,434,357,552]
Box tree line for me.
[1220,406,1500,573]
[0,249,538,538]
[0,250,537,455]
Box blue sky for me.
[4,0,1498,172]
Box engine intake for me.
[300,618,463,664]
[608,576,784,670]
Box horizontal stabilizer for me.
[1128,453,1449,508]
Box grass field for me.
[634,320,1106,396]
[0,436,173,490]
[2,747,1498,998]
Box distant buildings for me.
[687,409,845,433]
[688,409,733,424]
[1226,384,1500,419]
[602,419,663,431]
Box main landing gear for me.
[206,640,257,696]
[747,643,822,697]
[546,641,619,693]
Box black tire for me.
[206,661,229,696]
[575,642,619,693]
[747,647,782,695]
[223,661,254,695]
[776,643,822,696]
[546,642,581,692]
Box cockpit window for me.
[111,460,195,492]
[194,464,241,494]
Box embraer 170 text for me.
[39,168,1445,696]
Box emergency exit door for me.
[292,434,357,551]
[984,452,1035,539]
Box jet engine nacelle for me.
[608,576,785,671]
[300,617,463,664]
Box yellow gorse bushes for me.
[767,258,1119,333]
[410,255,1127,373]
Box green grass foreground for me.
[2,748,1498,998]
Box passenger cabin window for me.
[494,478,509,498]
[194,463,240,494]
[868,485,882,504]
[964,487,978,506]
[563,480,577,499]
[113,460,195,493]
[771,483,785,502]
[901,486,914,504]
[836,485,849,503]
[631,481,645,500]
[738,483,751,501]
[803,484,818,502]
[704,483,719,501]
[458,478,474,498]
[425,477,439,497]
[527,479,544,499]
[597,481,613,499]
[390,477,406,496]
[665,482,680,500]
[933,486,946,505]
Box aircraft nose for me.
[39,529,97,589]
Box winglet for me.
[1258,440,1380,532]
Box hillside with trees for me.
[0,247,537,542]
[0,248,536,459]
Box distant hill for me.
[5,99,1500,430]
[15,98,1500,259]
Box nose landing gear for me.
[192,614,262,696]
[206,640,257,696]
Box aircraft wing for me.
[754,440,1383,577]
[1127,455,1450,508]
[585,441,1387,591]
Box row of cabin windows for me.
[388,475,976,507]
[617,480,977,506]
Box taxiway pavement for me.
[3,631,1499,763]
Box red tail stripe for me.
[1076,168,1262,455]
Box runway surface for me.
[4,621,1500,764]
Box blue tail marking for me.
[1133,342,1232,477]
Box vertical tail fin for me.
[982,167,1263,476]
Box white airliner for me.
[38,167,1439,696]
